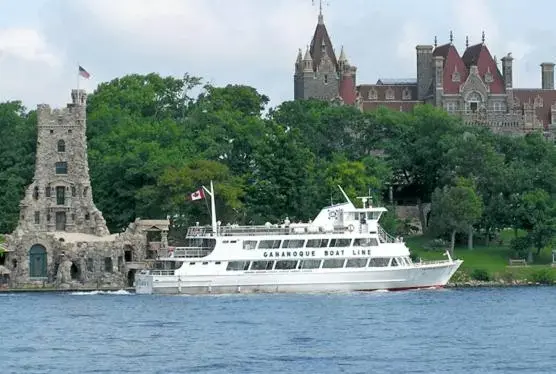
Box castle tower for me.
[293,8,345,101]
[16,89,109,236]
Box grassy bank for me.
[406,231,556,285]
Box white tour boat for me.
[135,183,463,295]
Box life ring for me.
[348,224,354,232]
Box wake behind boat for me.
[135,183,462,295]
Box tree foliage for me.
[0,72,554,256]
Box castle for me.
[2,89,169,289]
[294,11,556,136]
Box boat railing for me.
[159,247,213,258]
[377,225,398,243]
[187,225,348,237]
[149,270,175,276]
[414,259,451,266]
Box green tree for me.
[429,178,484,255]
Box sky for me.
[0,0,555,110]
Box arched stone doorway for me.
[29,244,47,278]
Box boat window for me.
[282,239,305,248]
[306,239,329,248]
[189,262,196,265]
[329,238,351,247]
[202,262,209,265]
[250,261,274,270]
[215,261,221,265]
[353,238,379,247]
[226,261,250,271]
[258,240,281,249]
[369,258,390,267]
[299,259,322,269]
[184,238,216,249]
[275,260,298,270]
[243,240,257,250]
[366,212,381,220]
[322,259,345,268]
[390,258,399,267]
[346,258,368,268]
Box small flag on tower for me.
[78,65,91,79]
[188,188,205,201]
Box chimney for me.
[541,62,555,90]
[501,53,513,89]
[416,45,434,100]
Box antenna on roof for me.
[337,185,353,205]
[434,36,437,48]
[482,31,485,44]
[449,30,453,44]
[466,36,469,48]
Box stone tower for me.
[294,10,345,101]
[16,89,109,236]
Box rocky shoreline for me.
[446,280,554,288]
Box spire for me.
[482,31,485,44]
[466,36,469,48]
[302,46,313,72]
[339,45,347,62]
[313,0,325,24]
[296,48,302,64]
[434,36,437,48]
[449,30,453,44]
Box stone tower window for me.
[85,212,90,220]
[68,129,72,134]
[57,140,65,152]
[83,187,88,197]
[55,162,68,174]
[56,186,65,205]
[34,211,40,224]
[71,186,76,197]
[50,129,54,134]
[45,186,51,197]
[33,186,39,200]
[324,74,328,84]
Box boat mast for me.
[203,181,218,235]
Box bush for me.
[470,268,491,281]
[529,269,555,284]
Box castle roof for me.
[309,14,338,71]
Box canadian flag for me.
[189,188,205,201]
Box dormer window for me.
[368,88,378,100]
[385,88,395,100]
[484,71,494,83]
[402,87,411,100]
[534,95,543,108]
[452,70,461,82]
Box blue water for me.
[1,287,555,373]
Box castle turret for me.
[17,89,109,236]
[293,9,343,101]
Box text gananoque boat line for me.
[135,183,463,295]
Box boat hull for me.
[135,260,462,295]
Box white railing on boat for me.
[414,259,452,266]
[150,270,175,276]
[187,225,374,237]
[159,247,213,258]
[377,225,397,243]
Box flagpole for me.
[77,62,80,91]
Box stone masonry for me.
[3,89,170,289]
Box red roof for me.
[461,43,505,94]
[434,44,467,94]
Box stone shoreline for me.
[446,280,554,288]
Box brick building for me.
[295,13,556,137]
